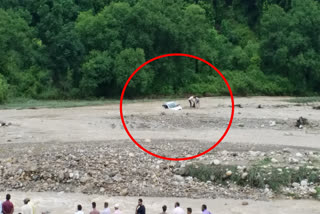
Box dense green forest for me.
[0,0,320,102]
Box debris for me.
[242,201,249,206]
[296,117,308,128]
[257,104,263,109]
[0,121,11,127]
[269,121,276,127]
[313,106,320,110]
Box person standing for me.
[188,96,194,108]
[89,202,100,214]
[201,204,212,214]
[113,204,122,214]
[75,204,84,214]
[0,198,2,214]
[187,208,192,214]
[136,198,145,214]
[2,194,14,214]
[21,198,32,214]
[172,202,185,214]
[195,97,200,108]
[101,202,111,214]
[160,205,167,214]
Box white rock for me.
[145,139,151,143]
[292,182,300,188]
[213,160,220,165]
[309,188,317,194]
[296,153,303,157]
[173,175,184,182]
[271,158,278,163]
[301,180,308,186]
[241,173,248,179]
[129,153,135,157]
[226,171,232,176]
[269,121,276,127]
[289,157,298,164]
[249,151,260,157]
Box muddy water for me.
[2,191,319,214]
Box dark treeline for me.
[0,0,320,102]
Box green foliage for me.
[0,0,320,100]
[80,50,114,97]
[0,74,8,103]
[186,164,320,192]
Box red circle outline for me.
[120,53,234,161]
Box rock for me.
[226,171,232,177]
[80,176,89,183]
[309,188,317,194]
[249,151,260,157]
[129,153,135,157]
[173,175,184,182]
[301,180,308,187]
[271,158,278,163]
[295,153,303,157]
[100,187,105,193]
[213,160,220,165]
[120,188,128,196]
[292,182,300,188]
[174,167,187,176]
[58,172,65,181]
[269,121,276,127]
[241,173,248,179]
[242,201,249,206]
[289,157,298,164]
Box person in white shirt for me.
[113,204,122,214]
[101,202,111,214]
[173,202,185,214]
[75,204,84,214]
[21,198,32,214]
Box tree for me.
[114,48,153,96]
[80,50,114,97]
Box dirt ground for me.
[3,191,320,214]
[1,97,320,152]
[0,97,320,213]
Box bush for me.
[0,75,9,103]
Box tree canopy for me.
[0,0,319,102]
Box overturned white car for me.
[162,101,182,110]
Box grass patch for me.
[0,96,193,110]
[313,187,320,200]
[186,164,320,192]
[0,98,117,109]
[286,97,320,103]
[255,157,272,166]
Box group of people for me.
[188,96,200,108]
[0,194,34,214]
[75,199,145,214]
[76,199,212,214]
[1,195,212,214]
